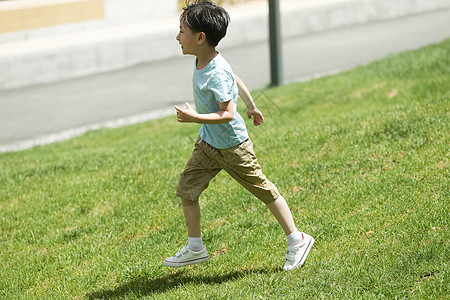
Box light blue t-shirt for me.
[193,53,249,149]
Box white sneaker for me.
[284,233,314,271]
[164,246,209,268]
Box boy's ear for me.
[196,32,207,44]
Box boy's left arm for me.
[175,101,234,124]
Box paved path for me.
[1,8,449,151]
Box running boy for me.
[165,0,314,271]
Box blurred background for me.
[0,0,449,151]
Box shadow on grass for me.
[87,266,279,299]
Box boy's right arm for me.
[235,74,264,126]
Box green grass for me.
[1,39,449,299]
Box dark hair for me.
[180,0,230,47]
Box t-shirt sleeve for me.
[208,70,235,103]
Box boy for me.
[165,0,314,271]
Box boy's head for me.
[180,0,230,47]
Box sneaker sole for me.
[290,236,315,271]
[163,256,209,268]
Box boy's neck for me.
[196,47,218,70]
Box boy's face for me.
[176,20,200,55]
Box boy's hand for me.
[175,102,198,123]
[247,107,264,126]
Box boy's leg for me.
[266,197,314,271]
[218,139,314,270]
[165,138,220,268]
[164,198,209,267]
[182,198,201,238]
[266,196,297,236]
[177,137,221,240]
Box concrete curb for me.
[1,0,449,91]
[0,104,179,153]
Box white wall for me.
[0,0,178,43]
[105,0,177,24]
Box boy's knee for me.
[182,198,197,208]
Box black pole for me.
[268,0,283,86]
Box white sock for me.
[286,229,303,246]
[188,237,204,251]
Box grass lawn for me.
[1,39,449,299]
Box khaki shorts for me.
[176,136,280,204]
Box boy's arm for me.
[175,101,234,124]
[235,74,264,126]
